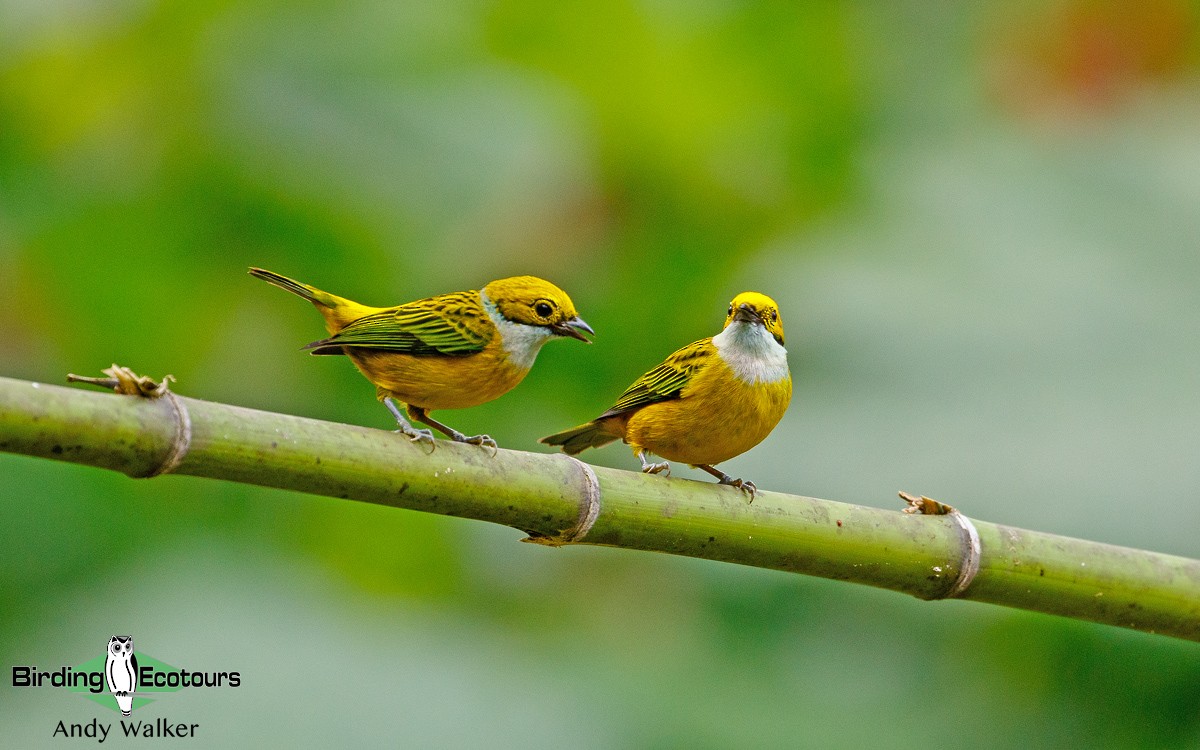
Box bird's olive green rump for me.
[542,292,791,498]
[249,267,592,449]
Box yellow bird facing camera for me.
[541,292,791,499]
[249,267,593,450]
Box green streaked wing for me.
[598,338,714,417]
[306,291,492,356]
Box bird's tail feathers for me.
[539,421,618,455]
[248,267,344,309]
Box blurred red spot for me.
[986,0,1194,118]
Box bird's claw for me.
[719,476,757,503]
[641,461,671,477]
[395,427,437,453]
[452,432,500,456]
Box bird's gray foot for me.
[395,425,436,447]
[384,398,437,453]
[449,430,499,456]
[638,451,671,477]
[406,404,499,456]
[719,475,757,502]
[696,464,757,503]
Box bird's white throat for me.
[712,321,789,384]
[481,291,554,370]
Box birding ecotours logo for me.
[30,634,240,714]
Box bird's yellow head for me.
[483,276,594,341]
[724,292,785,345]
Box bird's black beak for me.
[552,316,595,342]
[732,303,762,325]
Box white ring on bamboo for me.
[564,456,601,543]
[144,391,192,478]
[946,511,982,598]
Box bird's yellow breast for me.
[623,355,791,466]
[347,337,529,411]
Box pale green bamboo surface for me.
[1,375,1197,641]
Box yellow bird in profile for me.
[541,292,791,499]
[250,268,593,450]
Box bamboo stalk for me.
[1,374,1197,641]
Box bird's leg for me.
[695,464,757,503]
[383,398,436,451]
[637,450,671,477]
[407,405,499,455]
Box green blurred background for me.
[3,0,1200,746]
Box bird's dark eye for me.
[535,302,553,317]
[770,311,777,322]
[727,306,733,316]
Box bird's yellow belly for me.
[624,364,791,466]
[347,343,528,411]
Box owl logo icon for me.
[104,635,138,716]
